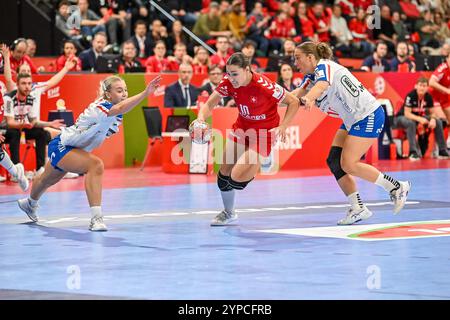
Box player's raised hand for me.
[0,44,10,59]
[144,75,161,96]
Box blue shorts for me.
[340,106,385,138]
[48,135,75,172]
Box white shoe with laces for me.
[337,206,373,225]
[210,210,238,226]
[89,215,108,231]
[17,198,39,222]
[390,181,411,214]
[14,163,29,192]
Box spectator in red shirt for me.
[349,7,374,57]
[265,10,296,54]
[167,43,190,71]
[210,36,233,68]
[293,2,317,42]
[1,38,41,75]
[191,46,211,75]
[307,2,332,43]
[55,40,82,72]
[145,40,171,73]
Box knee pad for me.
[217,171,233,192]
[229,176,254,190]
[326,146,347,181]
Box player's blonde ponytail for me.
[98,75,123,100]
[316,42,333,60]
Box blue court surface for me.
[1,167,450,300]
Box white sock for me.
[90,206,102,218]
[375,173,400,193]
[348,191,364,211]
[28,197,38,207]
[221,190,235,214]
[0,151,18,177]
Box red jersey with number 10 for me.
[215,72,286,130]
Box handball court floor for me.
[1,159,450,300]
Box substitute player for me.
[191,52,299,226]
[18,75,161,231]
[293,41,411,225]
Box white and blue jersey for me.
[299,59,384,137]
[48,99,123,171]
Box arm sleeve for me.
[314,63,331,83]
[3,96,14,118]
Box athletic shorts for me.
[432,93,450,109]
[48,135,75,172]
[339,106,385,138]
[228,122,276,158]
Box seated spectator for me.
[145,41,171,73]
[118,40,143,73]
[394,77,449,160]
[198,64,233,107]
[227,0,247,47]
[391,11,409,42]
[361,41,391,72]
[265,10,296,54]
[167,20,193,56]
[390,41,416,72]
[165,0,198,27]
[0,38,41,75]
[191,46,211,75]
[164,63,199,108]
[241,40,261,72]
[330,4,353,57]
[26,39,36,58]
[372,5,398,54]
[293,2,317,43]
[211,36,233,69]
[219,0,232,31]
[307,2,332,43]
[399,0,421,20]
[192,2,232,40]
[98,0,132,49]
[244,1,270,56]
[277,63,296,91]
[349,7,374,57]
[167,43,190,71]
[130,20,153,59]
[415,10,441,49]
[78,0,107,42]
[78,32,108,71]
[434,12,450,46]
[55,40,82,72]
[55,1,84,45]
[148,19,169,47]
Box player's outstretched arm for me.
[109,76,161,117]
[196,91,222,122]
[300,81,329,110]
[429,76,450,95]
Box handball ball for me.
[190,121,211,144]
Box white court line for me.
[27,201,421,225]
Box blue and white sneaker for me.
[338,206,373,225]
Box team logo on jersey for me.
[272,83,284,100]
[250,96,257,104]
[315,69,325,79]
[340,75,360,97]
